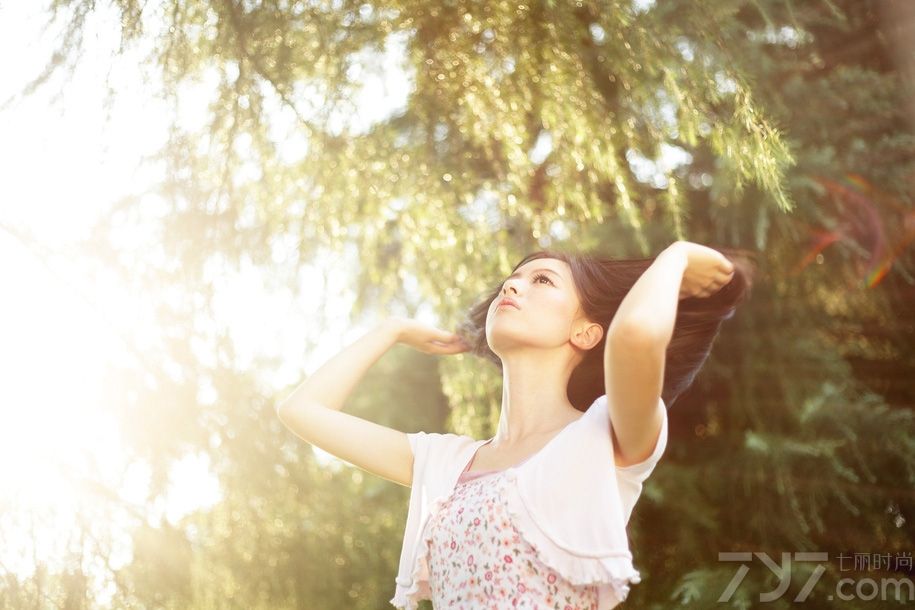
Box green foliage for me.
[4,0,913,607]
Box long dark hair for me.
[456,245,757,411]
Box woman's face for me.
[485,257,585,357]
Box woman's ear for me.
[571,320,603,351]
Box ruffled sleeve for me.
[500,395,646,609]
[615,396,668,525]
[389,431,429,609]
[502,469,641,609]
[614,396,668,480]
[390,430,485,609]
[390,394,668,610]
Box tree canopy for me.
[2,0,914,607]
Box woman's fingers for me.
[433,328,459,342]
[427,342,468,355]
[691,274,731,298]
[431,331,462,345]
[444,341,470,354]
[395,320,471,354]
[425,331,470,354]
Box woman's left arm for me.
[604,241,733,466]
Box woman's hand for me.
[384,317,471,355]
[667,241,736,300]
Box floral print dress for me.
[420,450,599,610]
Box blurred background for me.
[1,0,913,608]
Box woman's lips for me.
[497,299,519,309]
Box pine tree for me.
[4,0,913,607]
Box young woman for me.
[276,240,753,609]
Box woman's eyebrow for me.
[505,267,562,281]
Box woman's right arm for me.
[275,317,468,488]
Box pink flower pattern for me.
[423,469,598,609]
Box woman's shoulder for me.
[406,429,483,462]
[406,429,479,444]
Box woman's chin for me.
[486,332,533,355]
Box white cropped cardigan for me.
[390,393,669,610]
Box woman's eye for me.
[499,273,553,291]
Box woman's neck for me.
[492,349,581,445]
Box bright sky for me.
[0,3,221,595]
